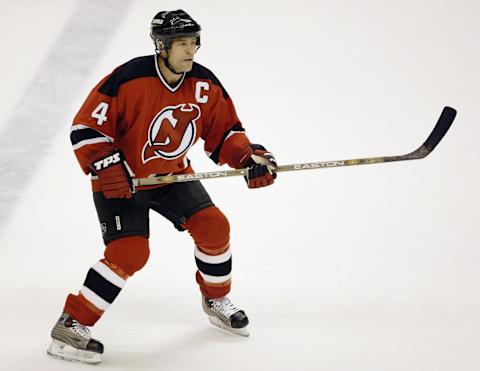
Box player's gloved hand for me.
[243,144,277,189]
[89,150,133,199]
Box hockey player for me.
[47,9,277,364]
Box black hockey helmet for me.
[150,9,201,53]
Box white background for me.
[0,1,479,370]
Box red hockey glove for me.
[242,144,277,189]
[89,150,133,199]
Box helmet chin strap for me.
[160,51,183,75]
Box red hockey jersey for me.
[70,55,252,190]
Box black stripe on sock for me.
[84,268,122,303]
[195,257,232,277]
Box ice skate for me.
[47,312,104,364]
[202,295,250,337]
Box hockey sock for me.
[64,236,149,325]
[185,206,232,298]
[195,245,232,298]
[64,259,128,326]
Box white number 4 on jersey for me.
[91,102,109,126]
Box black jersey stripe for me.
[98,58,230,98]
[83,268,122,304]
[70,127,107,145]
[195,257,232,277]
[98,55,158,97]
[209,123,244,164]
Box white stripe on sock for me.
[199,271,232,284]
[80,286,110,311]
[194,245,231,265]
[92,261,126,288]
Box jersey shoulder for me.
[98,55,157,97]
[186,62,229,99]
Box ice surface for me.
[0,1,479,370]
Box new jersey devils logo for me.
[142,103,201,163]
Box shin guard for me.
[185,206,232,298]
[64,236,149,326]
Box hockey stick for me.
[132,106,456,187]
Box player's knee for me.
[185,206,230,249]
[104,236,150,276]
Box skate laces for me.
[71,320,91,340]
[210,297,239,318]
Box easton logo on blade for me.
[142,104,200,163]
[177,172,228,181]
[293,161,345,170]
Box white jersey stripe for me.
[80,286,110,311]
[71,124,114,142]
[92,261,127,289]
[194,245,231,265]
[71,124,91,131]
[224,131,243,142]
[72,137,111,150]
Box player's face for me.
[168,37,198,72]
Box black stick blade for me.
[422,106,456,153]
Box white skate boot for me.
[202,295,250,337]
[47,312,104,364]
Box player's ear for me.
[155,39,167,54]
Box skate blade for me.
[47,339,102,364]
[208,316,250,337]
